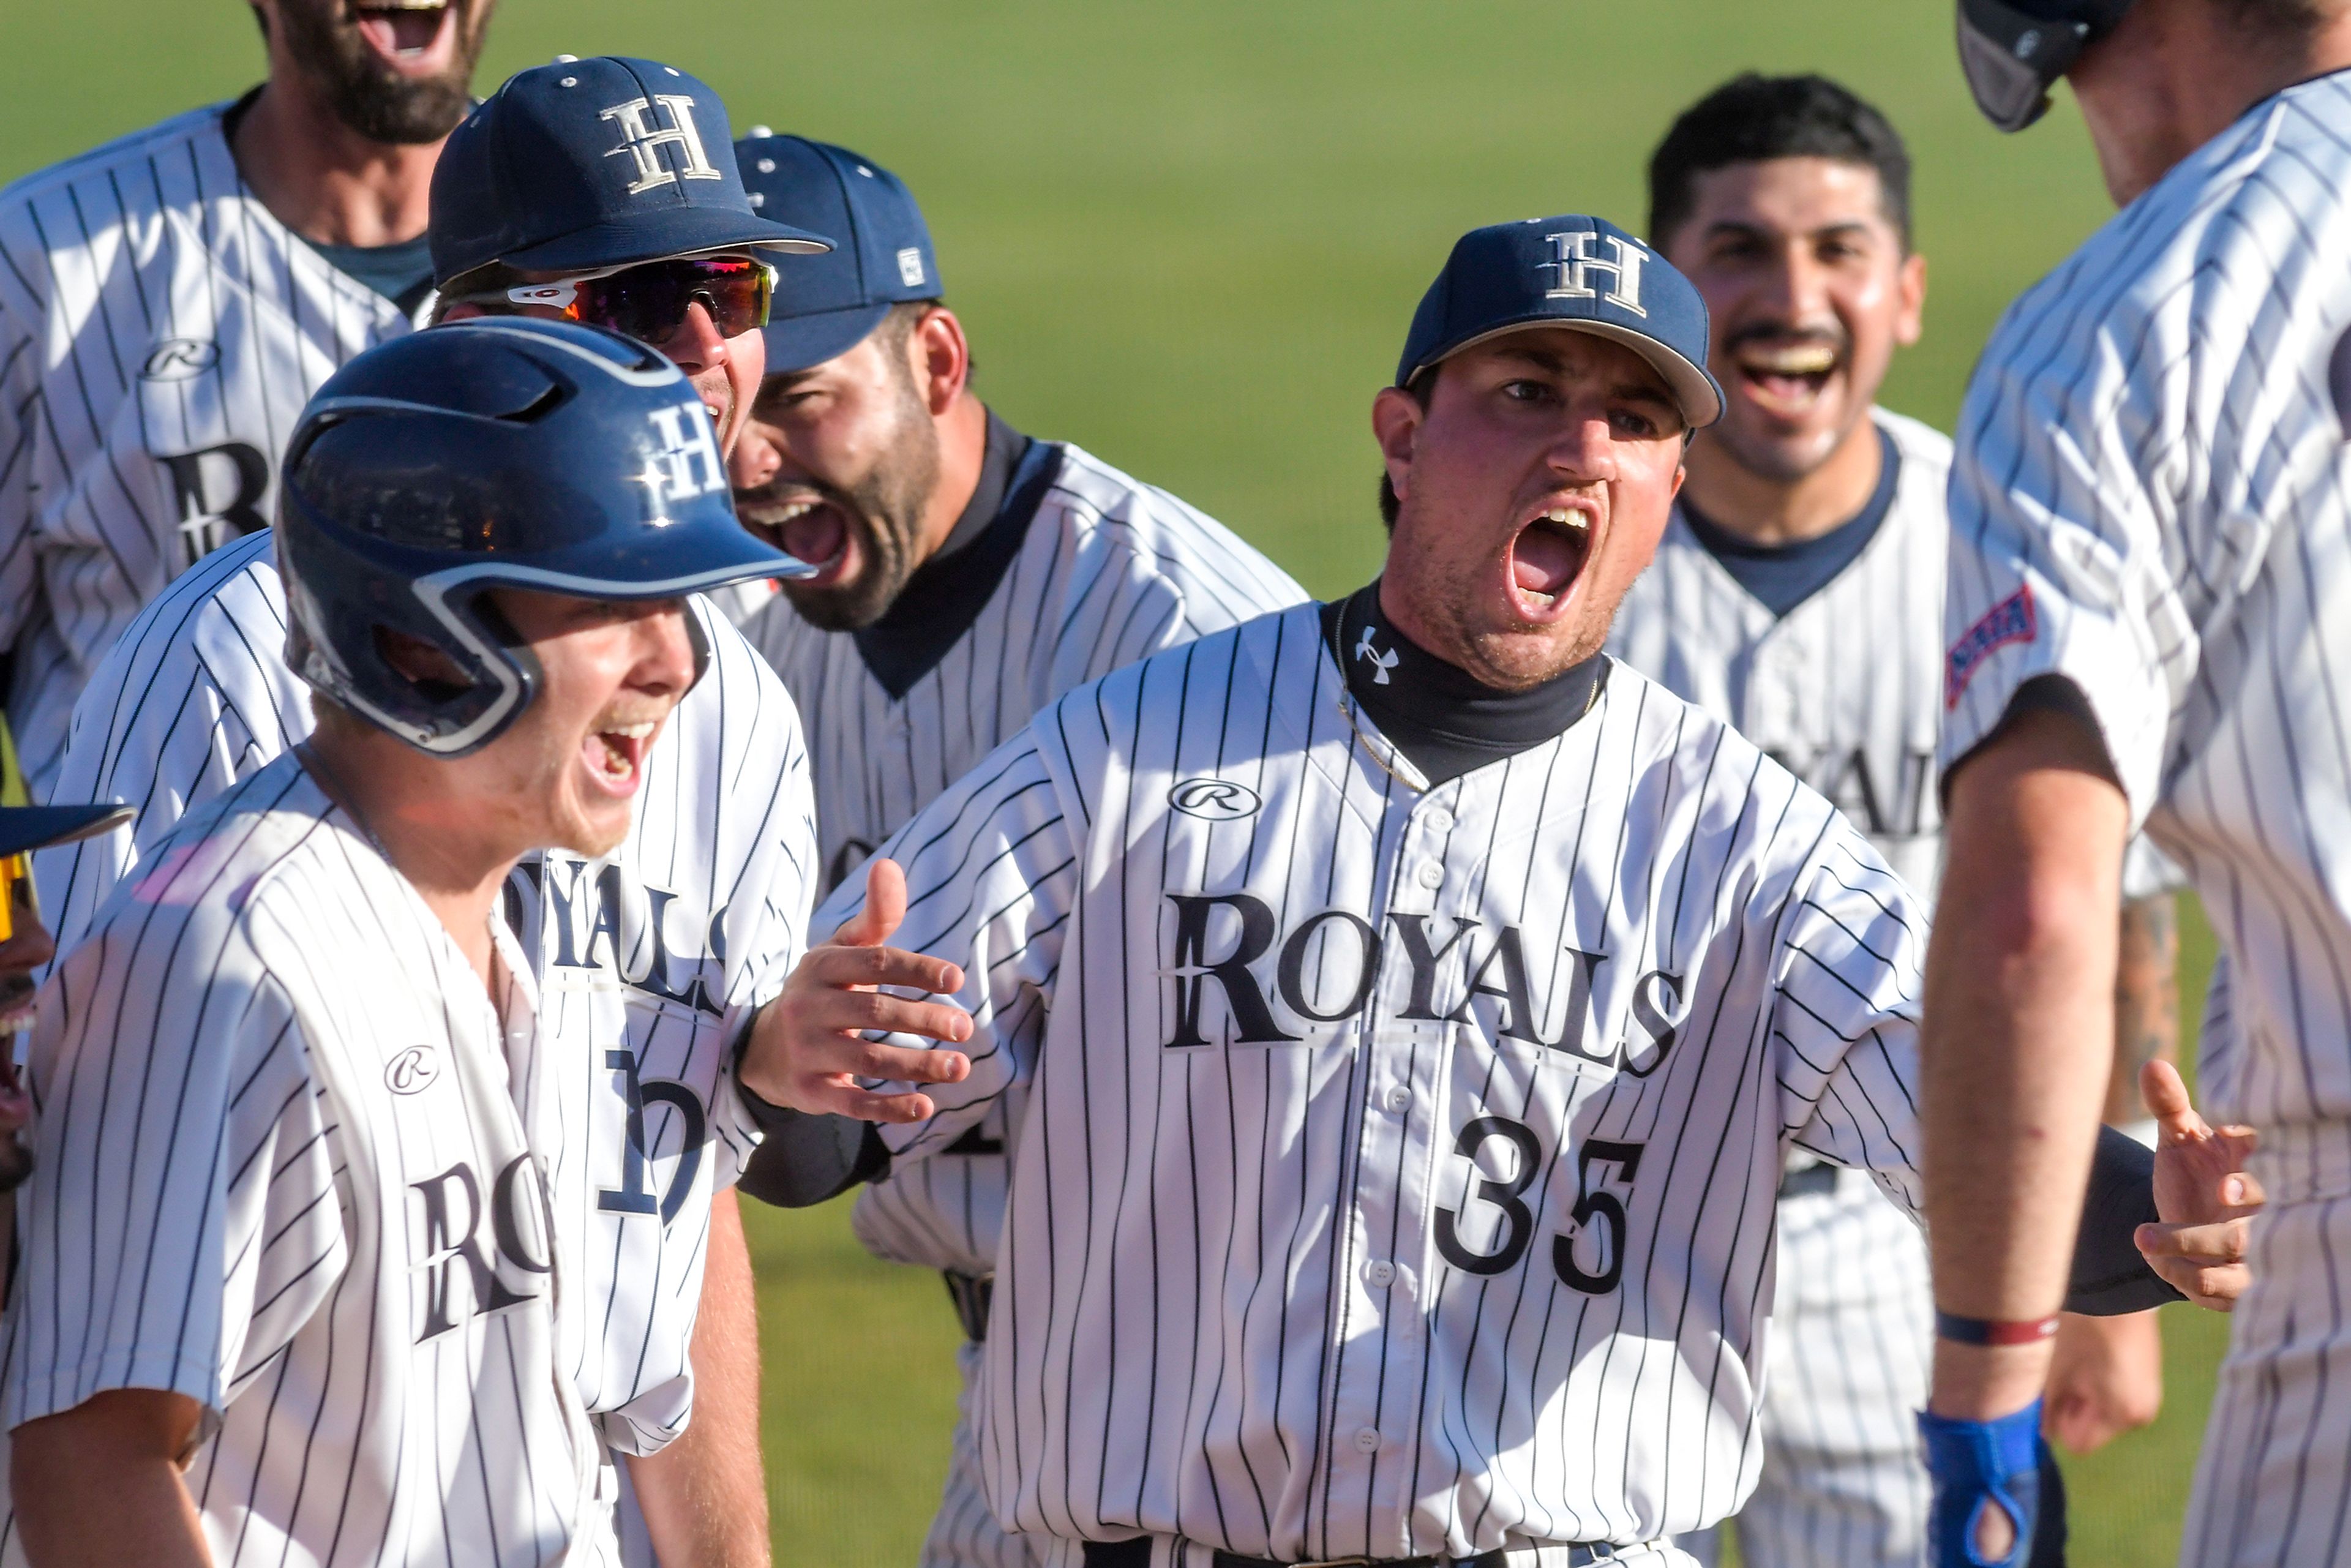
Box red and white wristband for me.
[1935,1311,2061,1346]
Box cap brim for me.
[493,206,834,277]
[1422,317,1725,429]
[760,301,892,375]
[0,803,134,859]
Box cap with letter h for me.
[734,130,942,374]
[430,56,834,287]
[1397,214,1722,429]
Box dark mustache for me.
[1720,321,1849,358]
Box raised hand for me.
[738,857,973,1122]
[2135,1059,2260,1310]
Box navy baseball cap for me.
[1397,215,1723,429]
[430,58,834,286]
[734,132,941,373]
[0,803,130,860]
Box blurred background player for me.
[1927,0,2351,1562]
[718,133,1306,1568]
[1611,73,2180,1566]
[34,56,833,1568]
[0,0,500,800]
[1,317,803,1568]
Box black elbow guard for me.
[2066,1122,2186,1315]
[733,1093,893,1209]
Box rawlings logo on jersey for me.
[409,1153,554,1341]
[1161,891,1680,1075]
[1168,778,1261,821]
[1944,585,2037,709]
[599,94,722,195]
[383,1045,441,1095]
[139,339,220,381]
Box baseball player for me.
[1927,1,2351,1562]
[1613,75,2176,1566]
[738,215,2220,1566]
[2,318,798,1566]
[0,0,498,801]
[31,56,833,1568]
[718,133,1307,1568]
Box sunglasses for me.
[466,256,776,344]
[0,853,31,947]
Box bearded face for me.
[258,0,497,145]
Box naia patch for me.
[1944,585,2036,710]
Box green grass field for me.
[0,2,2232,1561]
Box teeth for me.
[1739,344,1837,375]
[606,721,656,740]
[1539,508,1590,533]
[762,500,817,523]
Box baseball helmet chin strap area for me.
[1957,0,2136,132]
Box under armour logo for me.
[600,94,722,196]
[1545,231,1647,318]
[634,403,727,520]
[1354,624,1398,685]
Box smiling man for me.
[1,320,798,1568]
[731,216,2232,1567]
[0,0,498,801]
[32,56,832,1568]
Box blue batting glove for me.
[1918,1399,2044,1567]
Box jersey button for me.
[1415,861,1444,889]
[1423,808,1454,832]
[1384,1086,1413,1112]
[1365,1259,1397,1288]
[1352,1427,1382,1454]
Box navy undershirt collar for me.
[852,410,1063,699]
[1678,424,1900,618]
[1321,582,1607,788]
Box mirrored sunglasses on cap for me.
[465,255,776,343]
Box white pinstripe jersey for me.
[34,531,815,1455]
[1611,411,1951,900]
[0,101,417,798]
[824,602,1932,1558]
[741,438,1306,1278]
[0,759,620,1568]
[1943,69,2351,1149]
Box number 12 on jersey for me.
[1433,1116,1644,1296]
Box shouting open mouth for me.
[585,716,660,797]
[350,0,459,75]
[740,493,859,590]
[1505,500,1597,622]
[1729,336,1843,422]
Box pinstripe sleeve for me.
[0,290,38,665]
[5,912,344,1439]
[1770,826,1928,1221]
[810,727,1082,1161]
[34,541,303,955]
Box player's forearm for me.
[1922,710,2129,1418]
[2107,891,2181,1127]
[629,1188,770,1567]
[12,1390,210,1567]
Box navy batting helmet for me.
[1957,0,2137,132]
[277,317,808,756]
